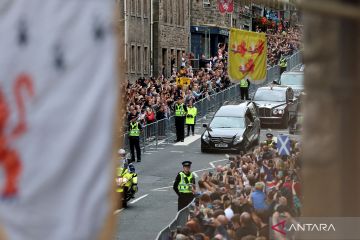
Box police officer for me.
[264,133,276,149]
[128,115,142,162]
[240,77,250,100]
[174,96,187,142]
[186,100,197,137]
[173,161,195,211]
[279,55,288,75]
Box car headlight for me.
[273,109,284,115]
[234,136,243,144]
[202,132,210,143]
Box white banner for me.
[0,1,117,239]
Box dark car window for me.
[210,116,245,129]
[253,89,286,102]
[281,74,304,86]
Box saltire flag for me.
[0,0,119,239]
[228,29,267,84]
[218,0,234,14]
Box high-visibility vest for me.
[129,122,140,137]
[178,172,194,194]
[264,139,276,147]
[279,57,287,68]
[186,107,197,125]
[240,79,249,88]
[175,103,185,117]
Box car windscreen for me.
[209,116,245,129]
[253,89,286,102]
[281,74,304,86]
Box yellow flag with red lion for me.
[228,29,267,84]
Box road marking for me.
[144,150,158,153]
[144,153,152,155]
[151,186,173,191]
[170,151,184,153]
[130,194,149,204]
[150,147,165,150]
[174,135,201,146]
[113,208,124,215]
[209,158,228,168]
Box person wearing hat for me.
[173,161,196,211]
[264,133,276,149]
[173,96,187,142]
[128,114,142,162]
[239,76,250,100]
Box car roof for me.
[257,85,289,91]
[215,104,248,117]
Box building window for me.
[137,46,142,74]
[181,0,185,26]
[143,0,148,18]
[163,0,167,22]
[137,0,141,17]
[162,48,167,77]
[169,0,173,24]
[144,46,148,74]
[232,18,237,27]
[203,0,210,8]
[131,0,136,16]
[131,45,135,72]
[177,50,181,70]
[177,0,181,26]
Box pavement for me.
[115,123,301,240]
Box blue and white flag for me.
[277,135,291,156]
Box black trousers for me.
[129,136,141,161]
[280,66,287,75]
[175,116,185,141]
[178,193,194,211]
[240,87,249,100]
[187,124,195,136]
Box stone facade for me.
[191,0,252,30]
[152,0,190,78]
[125,0,151,82]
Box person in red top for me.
[145,107,155,124]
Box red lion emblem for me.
[0,74,34,198]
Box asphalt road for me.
[115,123,301,240]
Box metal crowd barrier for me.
[122,52,302,152]
[155,199,195,240]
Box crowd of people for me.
[126,44,231,126]
[172,137,302,240]
[262,26,302,67]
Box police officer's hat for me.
[266,133,274,138]
[182,161,192,167]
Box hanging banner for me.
[0,0,117,239]
[228,29,267,84]
[218,0,234,14]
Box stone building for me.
[190,0,253,58]
[152,0,191,78]
[124,0,151,82]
